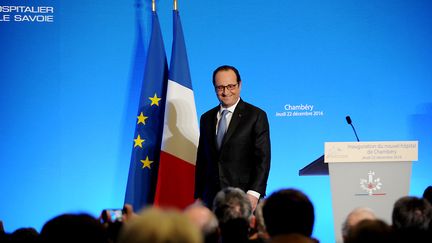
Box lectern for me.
[324,141,418,242]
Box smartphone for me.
[108,209,123,222]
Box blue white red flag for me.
[154,9,199,209]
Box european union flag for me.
[124,10,168,211]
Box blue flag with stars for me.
[124,11,168,211]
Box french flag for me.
[154,8,199,209]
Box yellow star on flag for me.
[137,112,148,125]
[149,93,161,106]
[133,134,145,148]
[141,156,153,169]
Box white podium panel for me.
[324,141,418,243]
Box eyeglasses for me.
[215,83,238,92]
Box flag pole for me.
[173,0,178,11]
[152,0,156,12]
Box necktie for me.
[216,110,228,150]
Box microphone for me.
[346,116,360,142]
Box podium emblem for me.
[359,171,385,196]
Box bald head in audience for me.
[342,207,376,240]
[184,203,219,243]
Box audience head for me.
[262,188,314,237]
[342,207,376,239]
[392,196,432,231]
[213,187,252,225]
[9,227,39,242]
[213,187,252,243]
[40,213,108,243]
[392,196,432,242]
[345,219,394,243]
[423,186,432,205]
[184,202,219,243]
[118,207,202,243]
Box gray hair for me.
[213,187,252,224]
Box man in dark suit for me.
[194,65,271,210]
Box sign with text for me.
[324,141,418,163]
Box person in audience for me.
[392,196,432,242]
[118,207,202,243]
[344,219,394,243]
[213,187,252,243]
[341,207,376,241]
[8,227,39,242]
[423,186,432,205]
[249,199,269,243]
[0,227,39,243]
[262,188,317,243]
[184,202,219,243]
[0,221,6,242]
[40,213,108,243]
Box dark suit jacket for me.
[194,99,271,207]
